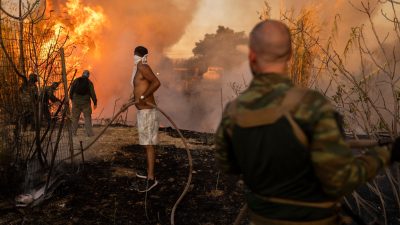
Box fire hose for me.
[62,98,192,225]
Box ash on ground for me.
[0,126,246,225]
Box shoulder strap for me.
[284,112,309,147]
[282,88,309,147]
[280,88,308,111]
[233,87,309,147]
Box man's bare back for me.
[133,62,160,110]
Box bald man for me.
[215,20,395,224]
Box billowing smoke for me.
[152,0,389,132]
[187,0,394,132]
[280,0,400,133]
[47,0,201,123]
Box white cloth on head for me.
[137,108,159,145]
[131,54,148,86]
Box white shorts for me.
[137,108,159,145]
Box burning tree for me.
[0,0,72,196]
[0,0,105,202]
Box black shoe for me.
[137,179,158,192]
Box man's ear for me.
[248,49,257,63]
[286,47,292,62]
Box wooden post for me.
[60,48,74,164]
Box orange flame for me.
[42,0,106,70]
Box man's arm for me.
[299,92,390,198]
[215,102,241,174]
[89,81,97,107]
[140,64,160,98]
[69,80,76,100]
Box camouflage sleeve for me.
[89,82,97,106]
[296,91,390,198]
[215,102,241,174]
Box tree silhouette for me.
[190,26,248,72]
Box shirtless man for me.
[132,46,161,192]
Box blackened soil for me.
[0,131,246,225]
[159,127,214,146]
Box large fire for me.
[43,0,106,71]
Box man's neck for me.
[256,62,288,75]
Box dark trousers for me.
[71,102,94,136]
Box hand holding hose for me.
[121,98,137,112]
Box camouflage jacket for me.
[215,73,390,219]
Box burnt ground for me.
[0,127,247,225]
[1,126,400,225]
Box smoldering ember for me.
[1,0,400,225]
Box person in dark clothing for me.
[69,70,97,136]
[20,73,39,130]
[42,82,61,126]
